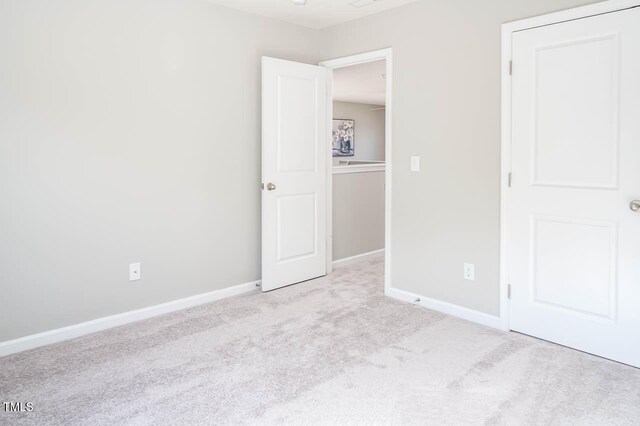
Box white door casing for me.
[319,48,393,295]
[261,57,329,292]
[508,8,640,367]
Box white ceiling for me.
[205,0,417,29]
[333,60,386,105]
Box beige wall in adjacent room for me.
[320,0,601,316]
[333,101,385,164]
[0,0,319,341]
[332,171,385,261]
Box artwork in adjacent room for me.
[332,119,355,157]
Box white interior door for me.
[508,8,640,367]
[261,57,329,292]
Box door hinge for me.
[508,172,512,187]
[509,60,513,75]
[508,284,512,299]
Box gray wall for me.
[320,0,600,316]
[0,0,319,341]
[333,101,385,164]
[0,0,603,342]
[332,171,385,261]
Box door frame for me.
[319,48,393,294]
[500,0,640,331]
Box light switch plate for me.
[410,156,420,172]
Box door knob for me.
[266,183,276,191]
[630,200,640,212]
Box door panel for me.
[509,8,640,367]
[531,216,616,319]
[532,35,619,189]
[262,57,329,292]
[277,75,318,173]
[277,193,317,262]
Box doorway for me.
[260,49,392,293]
[321,49,393,294]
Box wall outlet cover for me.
[129,263,141,281]
[464,263,475,281]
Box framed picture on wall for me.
[332,119,354,157]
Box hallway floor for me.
[1,258,639,425]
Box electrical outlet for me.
[464,263,475,281]
[129,263,141,281]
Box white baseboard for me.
[0,279,260,357]
[332,249,384,268]
[386,287,504,330]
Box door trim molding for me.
[500,0,640,332]
[320,48,393,295]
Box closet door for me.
[508,8,640,367]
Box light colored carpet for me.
[1,257,639,425]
